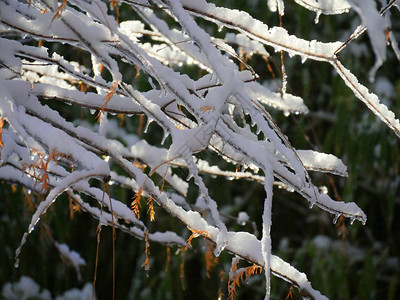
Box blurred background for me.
[1,0,399,299]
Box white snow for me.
[55,283,94,300]
[293,0,351,15]
[261,170,274,299]
[333,60,400,138]
[55,242,86,281]
[348,0,386,82]
[297,149,348,176]
[237,211,249,226]
[1,277,52,300]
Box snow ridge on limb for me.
[293,0,351,15]
[333,60,400,138]
[178,0,342,60]
[176,0,400,138]
[115,155,327,298]
[14,168,110,264]
[348,0,386,82]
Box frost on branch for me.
[0,0,399,298]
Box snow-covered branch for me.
[1,0,399,298]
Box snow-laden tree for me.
[0,0,399,299]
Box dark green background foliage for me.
[1,1,399,299]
